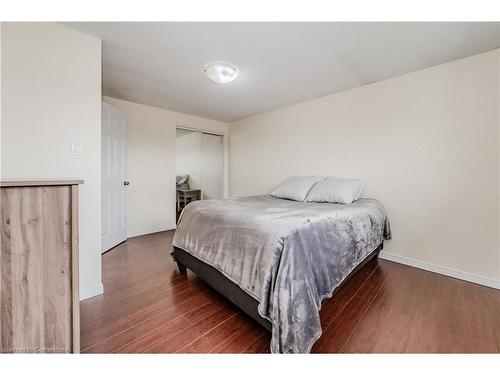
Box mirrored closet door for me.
[201,133,223,200]
[175,129,223,216]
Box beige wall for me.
[1,23,102,296]
[229,49,500,286]
[103,97,227,237]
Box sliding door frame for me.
[176,125,224,137]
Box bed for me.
[171,195,391,353]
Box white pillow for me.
[271,176,323,202]
[305,177,364,204]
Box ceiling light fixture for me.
[203,62,238,84]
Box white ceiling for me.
[65,22,500,122]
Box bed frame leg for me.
[177,261,187,274]
[374,242,383,260]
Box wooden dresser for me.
[0,179,82,353]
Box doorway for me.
[175,128,223,219]
[101,102,128,253]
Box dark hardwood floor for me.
[80,230,500,353]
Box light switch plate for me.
[71,143,82,155]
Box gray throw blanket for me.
[172,195,391,353]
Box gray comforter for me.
[172,195,391,353]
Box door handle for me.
[124,181,130,186]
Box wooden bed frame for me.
[171,242,383,332]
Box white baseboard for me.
[379,251,500,290]
[80,282,104,301]
[127,224,176,238]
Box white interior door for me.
[101,102,128,253]
[201,133,223,200]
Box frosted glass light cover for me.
[203,62,238,84]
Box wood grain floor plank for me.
[80,279,203,348]
[207,313,265,353]
[338,262,421,353]
[178,312,248,353]
[147,304,239,353]
[81,275,188,325]
[115,297,230,353]
[212,324,265,353]
[341,263,500,353]
[240,332,271,353]
[311,264,390,353]
[83,286,219,353]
